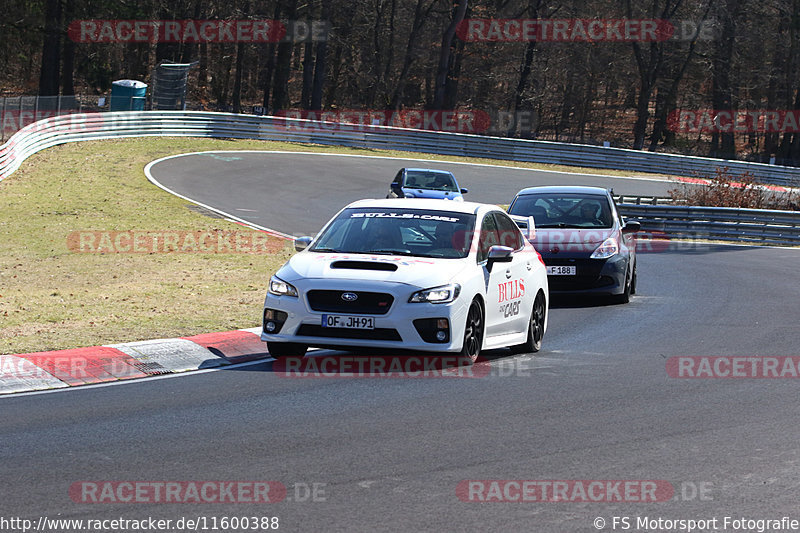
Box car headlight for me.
[269,276,298,297]
[409,283,461,304]
[590,237,619,259]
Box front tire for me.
[267,341,308,359]
[458,299,484,365]
[612,264,632,304]
[511,291,546,354]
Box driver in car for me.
[365,222,403,251]
[579,202,604,226]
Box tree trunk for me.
[232,1,250,114]
[272,0,299,113]
[632,66,657,150]
[60,0,76,96]
[626,0,685,150]
[444,36,465,109]
[232,42,246,114]
[710,0,739,159]
[778,0,800,164]
[431,0,468,110]
[648,3,708,151]
[301,42,314,109]
[390,0,435,109]
[38,0,61,96]
[310,0,330,111]
[261,2,283,111]
[198,41,209,104]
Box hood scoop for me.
[330,260,398,272]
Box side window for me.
[493,212,524,250]
[477,214,500,263]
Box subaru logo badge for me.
[341,292,358,302]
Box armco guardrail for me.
[1,110,798,246]
[618,204,800,245]
[2,110,800,187]
[614,195,680,205]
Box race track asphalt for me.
[2,152,799,532]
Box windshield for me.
[404,171,458,192]
[310,207,475,258]
[509,193,614,228]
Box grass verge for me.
[0,137,667,354]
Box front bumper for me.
[541,253,629,296]
[261,279,470,352]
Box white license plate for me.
[547,265,577,275]
[322,314,375,329]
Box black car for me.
[508,186,640,303]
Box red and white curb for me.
[0,327,270,395]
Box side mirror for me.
[389,182,405,198]
[460,188,469,194]
[294,236,313,251]
[486,245,513,271]
[622,220,641,234]
[508,214,536,241]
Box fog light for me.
[413,317,450,343]
[263,308,288,334]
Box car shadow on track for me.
[549,294,622,308]
[219,345,519,374]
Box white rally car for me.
[261,199,549,364]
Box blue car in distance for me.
[387,168,468,201]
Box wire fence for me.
[0,95,147,143]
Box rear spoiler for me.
[508,214,536,241]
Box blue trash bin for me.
[110,80,147,111]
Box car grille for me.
[296,324,402,341]
[542,257,615,291]
[306,290,394,315]
[548,275,615,291]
